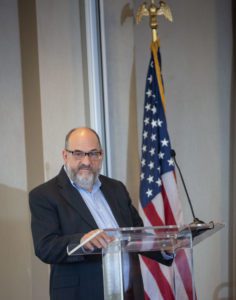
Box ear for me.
[62,149,68,162]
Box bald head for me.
[65,127,102,150]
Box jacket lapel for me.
[56,167,98,229]
[100,177,127,228]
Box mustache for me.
[78,165,92,171]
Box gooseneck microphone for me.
[171,149,205,225]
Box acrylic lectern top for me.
[67,222,224,256]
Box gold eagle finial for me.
[136,3,149,24]
[158,1,173,22]
[136,1,173,42]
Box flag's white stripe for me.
[159,263,174,289]
[139,193,165,226]
[177,249,195,299]
[139,202,175,299]
[173,259,190,300]
[158,262,191,299]
[162,171,184,223]
[138,203,152,227]
[162,172,195,298]
[139,212,193,299]
[139,173,194,299]
[139,255,164,300]
[152,193,165,223]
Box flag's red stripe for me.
[175,250,195,300]
[144,190,195,299]
[161,184,177,225]
[162,184,195,299]
[144,291,150,300]
[143,202,174,300]
[143,182,195,299]
[143,201,164,226]
[173,169,177,181]
[142,256,175,300]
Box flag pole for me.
[136,0,173,111]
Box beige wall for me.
[0,0,87,299]
[36,0,88,181]
[0,1,31,299]
[0,0,233,299]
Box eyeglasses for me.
[65,149,102,161]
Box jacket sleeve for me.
[29,189,87,265]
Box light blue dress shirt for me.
[72,179,119,229]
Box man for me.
[29,127,173,300]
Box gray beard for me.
[74,173,97,191]
[65,165,98,191]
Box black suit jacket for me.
[29,167,171,300]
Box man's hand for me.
[80,229,114,251]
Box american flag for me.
[139,40,195,300]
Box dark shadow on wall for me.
[0,183,50,300]
[0,184,32,300]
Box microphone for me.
[171,149,205,225]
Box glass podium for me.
[67,222,224,300]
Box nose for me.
[80,154,91,165]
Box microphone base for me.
[189,218,209,238]
[190,218,206,226]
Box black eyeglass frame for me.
[65,149,103,160]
